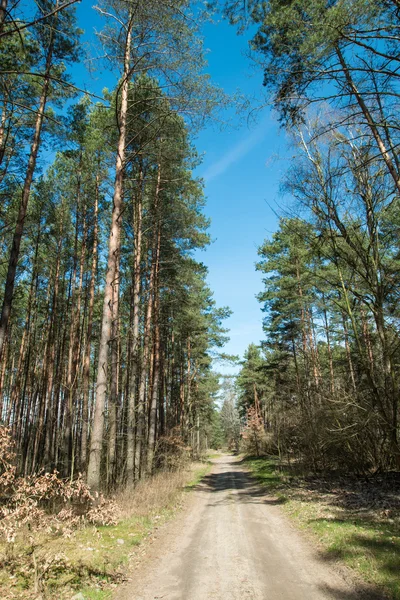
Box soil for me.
[113,454,385,600]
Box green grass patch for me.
[244,456,288,488]
[206,450,222,460]
[78,589,112,600]
[184,462,213,490]
[245,457,400,599]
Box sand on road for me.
[114,455,383,600]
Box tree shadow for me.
[195,456,400,597]
[316,584,385,600]
[192,467,287,508]
[240,457,400,599]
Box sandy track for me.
[114,455,383,600]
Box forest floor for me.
[113,454,384,600]
[246,456,400,600]
[0,460,212,600]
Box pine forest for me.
[1,1,400,599]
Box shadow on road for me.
[316,585,385,600]
[192,459,390,600]
[195,461,285,507]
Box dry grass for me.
[0,461,211,600]
[117,469,192,519]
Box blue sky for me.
[74,4,290,375]
[193,19,290,374]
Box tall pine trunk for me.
[135,165,161,478]
[126,168,143,484]
[146,222,161,474]
[87,26,132,491]
[0,38,54,359]
[81,176,99,469]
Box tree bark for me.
[146,222,161,475]
[107,249,120,488]
[81,175,99,469]
[87,26,132,491]
[0,37,53,360]
[135,164,161,479]
[126,166,143,484]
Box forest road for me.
[114,454,382,600]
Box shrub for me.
[241,406,268,457]
[154,429,191,472]
[0,426,119,546]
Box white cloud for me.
[202,116,271,182]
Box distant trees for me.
[219,379,240,450]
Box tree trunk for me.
[81,175,99,469]
[146,223,161,475]
[321,296,335,394]
[126,166,143,484]
[87,26,132,491]
[135,164,161,479]
[342,314,356,392]
[0,38,53,359]
[0,0,7,33]
[107,249,120,488]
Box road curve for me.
[114,455,382,600]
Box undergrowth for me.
[245,456,400,599]
[1,462,211,599]
[0,425,212,599]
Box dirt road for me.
[114,455,382,600]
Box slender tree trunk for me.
[82,176,99,469]
[146,223,161,474]
[70,199,86,477]
[107,249,120,488]
[0,333,7,416]
[135,165,161,478]
[295,261,313,399]
[126,167,143,484]
[87,26,132,491]
[0,0,7,33]
[0,106,7,169]
[31,266,56,473]
[0,39,53,360]
[43,243,62,467]
[158,349,165,437]
[179,361,185,433]
[360,307,374,373]
[321,296,335,394]
[64,195,81,475]
[341,314,356,391]
[291,337,302,397]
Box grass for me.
[206,450,223,460]
[0,460,213,600]
[245,456,400,599]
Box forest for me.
[1,0,400,598]
[0,0,231,494]
[231,0,400,474]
